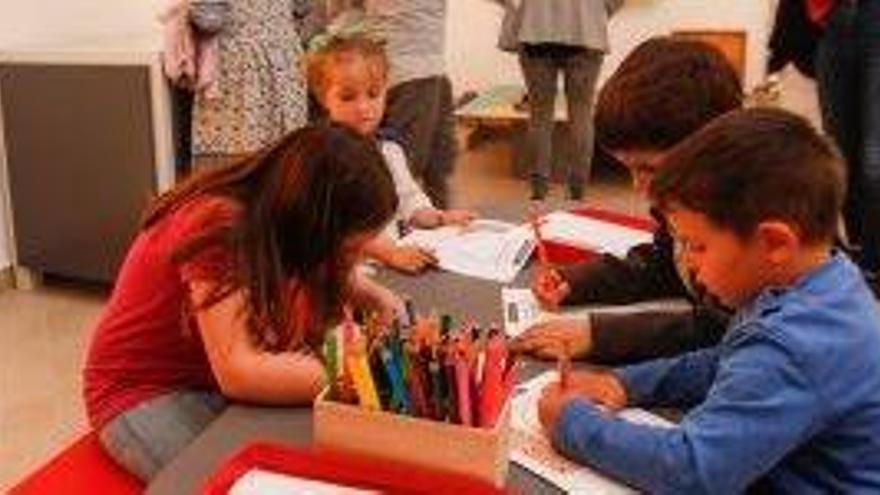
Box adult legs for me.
[519,51,560,200]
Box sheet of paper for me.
[510,372,673,494]
[400,219,535,283]
[502,288,592,338]
[539,211,652,258]
[229,468,380,495]
[501,288,690,338]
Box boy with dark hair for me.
[513,37,743,364]
[538,108,880,493]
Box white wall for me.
[0,0,163,48]
[447,0,774,93]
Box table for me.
[146,204,660,494]
[147,262,572,494]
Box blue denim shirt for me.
[554,252,880,494]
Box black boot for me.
[530,175,548,201]
[568,181,585,201]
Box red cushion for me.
[9,431,144,495]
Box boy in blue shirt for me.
[538,107,880,493]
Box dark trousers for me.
[384,75,457,208]
[518,46,604,195]
[816,0,880,273]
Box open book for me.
[510,371,674,494]
[399,219,535,283]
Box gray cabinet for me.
[0,44,174,283]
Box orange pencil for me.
[528,211,550,267]
[558,343,571,389]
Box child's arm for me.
[409,208,478,229]
[510,318,591,360]
[347,270,404,325]
[363,234,438,274]
[557,216,688,305]
[190,281,326,405]
[542,332,820,493]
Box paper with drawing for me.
[510,371,673,494]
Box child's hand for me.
[538,371,628,432]
[510,318,591,360]
[564,370,628,412]
[538,384,586,434]
[531,266,570,309]
[368,283,405,326]
[389,246,438,274]
[441,209,477,226]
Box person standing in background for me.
[361,0,457,208]
[811,0,880,288]
[189,0,310,167]
[495,0,622,201]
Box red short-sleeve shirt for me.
[83,197,240,428]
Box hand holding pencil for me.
[527,207,570,309]
[538,369,629,433]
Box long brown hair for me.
[144,124,399,351]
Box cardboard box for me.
[313,389,511,487]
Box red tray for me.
[203,442,508,495]
[542,207,654,265]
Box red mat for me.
[9,431,143,495]
[542,206,654,265]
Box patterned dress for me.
[192,0,308,156]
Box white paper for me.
[400,219,535,283]
[510,372,673,494]
[229,468,380,495]
[501,288,691,339]
[502,288,592,338]
[539,211,652,258]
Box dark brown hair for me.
[306,34,389,100]
[596,36,743,152]
[650,107,845,244]
[144,124,399,351]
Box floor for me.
[0,66,820,490]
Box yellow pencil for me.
[347,338,381,410]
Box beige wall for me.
[448,0,773,93]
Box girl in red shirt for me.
[84,124,401,481]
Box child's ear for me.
[756,221,799,264]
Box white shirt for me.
[381,140,434,240]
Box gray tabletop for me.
[147,203,579,494]
[147,263,569,494]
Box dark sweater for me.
[558,209,729,364]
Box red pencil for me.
[558,342,571,389]
[528,211,550,266]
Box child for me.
[83,124,403,481]
[512,37,742,364]
[307,32,476,274]
[538,108,880,492]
